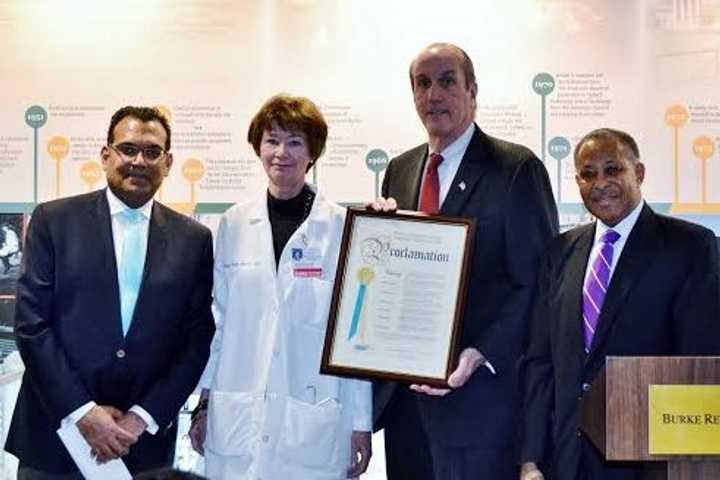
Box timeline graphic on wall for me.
[2,1,720,220]
[2,0,720,326]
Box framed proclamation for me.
[320,208,475,387]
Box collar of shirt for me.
[593,199,644,247]
[106,188,153,270]
[426,122,475,206]
[106,187,153,220]
[586,199,644,282]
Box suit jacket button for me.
[582,382,591,392]
[116,349,126,359]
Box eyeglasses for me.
[109,143,168,163]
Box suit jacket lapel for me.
[587,204,657,363]
[398,146,426,210]
[440,126,491,217]
[562,225,595,364]
[93,190,124,339]
[144,202,168,278]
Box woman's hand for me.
[365,197,398,213]
[347,430,372,478]
[189,410,207,455]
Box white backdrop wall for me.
[1,1,719,476]
[0,0,719,231]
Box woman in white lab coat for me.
[189,94,372,480]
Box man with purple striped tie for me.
[519,128,720,480]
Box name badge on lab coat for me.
[291,247,322,278]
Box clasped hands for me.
[76,405,147,464]
[519,462,545,480]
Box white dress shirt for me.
[61,188,158,434]
[583,199,644,287]
[418,123,498,375]
[419,122,475,208]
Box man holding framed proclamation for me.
[369,43,559,480]
[321,209,474,387]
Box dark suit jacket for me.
[520,204,720,480]
[374,125,559,448]
[5,189,215,474]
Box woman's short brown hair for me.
[247,94,328,171]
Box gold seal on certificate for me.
[321,208,475,387]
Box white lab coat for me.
[198,186,372,480]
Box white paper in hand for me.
[56,423,132,480]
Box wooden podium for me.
[579,356,720,480]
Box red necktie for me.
[418,153,444,214]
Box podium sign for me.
[649,384,720,455]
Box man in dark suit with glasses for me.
[6,106,214,478]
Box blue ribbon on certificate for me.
[348,285,366,340]
[348,267,374,341]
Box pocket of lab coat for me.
[294,278,334,330]
[278,396,343,471]
[206,390,258,456]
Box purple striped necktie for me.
[582,229,621,353]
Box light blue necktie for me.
[118,209,145,336]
